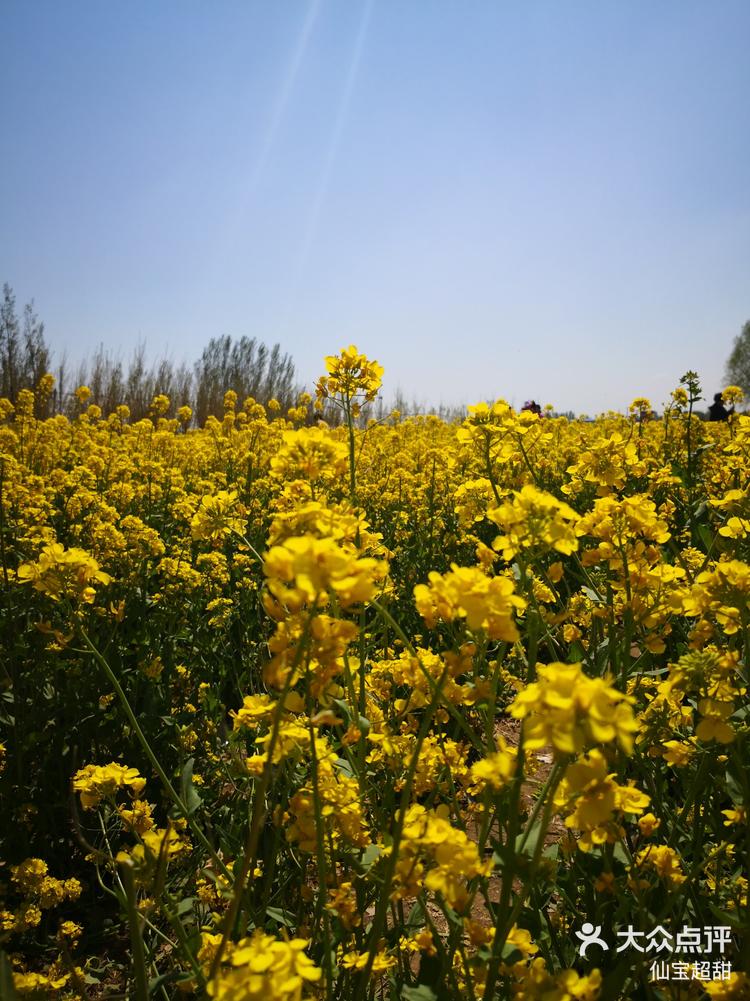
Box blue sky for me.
[3,0,749,414]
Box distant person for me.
[708,393,734,422]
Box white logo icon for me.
[576,923,609,957]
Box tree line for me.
[7,282,746,424]
[0,283,468,427]
[0,283,300,423]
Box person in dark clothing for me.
[708,393,734,421]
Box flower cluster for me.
[414,564,525,640]
[17,542,111,602]
[72,762,146,808]
[488,485,580,560]
[393,804,492,912]
[206,930,322,1001]
[315,344,384,406]
[509,662,638,755]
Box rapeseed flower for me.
[72,762,146,808]
[17,543,111,602]
[207,931,321,1001]
[315,344,383,405]
[414,564,525,640]
[488,485,580,560]
[509,662,637,755]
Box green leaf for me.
[266,906,296,927]
[515,822,543,857]
[600,959,632,1001]
[612,842,629,864]
[501,941,524,962]
[357,844,381,871]
[176,896,196,917]
[706,902,743,929]
[697,524,714,553]
[568,641,585,663]
[335,757,355,778]
[149,970,195,992]
[725,767,745,803]
[401,986,438,1001]
[330,698,352,723]
[0,952,20,1001]
[405,899,426,929]
[180,757,203,815]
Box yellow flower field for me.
[0,352,748,999]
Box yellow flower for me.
[722,807,747,826]
[117,826,190,881]
[118,799,155,834]
[509,662,637,755]
[315,344,383,405]
[414,564,525,641]
[703,972,750,999]
[14,970,72,993]
[634,843,686,886]
[207,930,321,1001]
[231,694,278,730]
[150,393,170,416]
[661,739,696,766]
[394,804,491,912]
[719,516,750,539]
[695,697,736,743]
[468,738,518,792]
[671,386,688,407]
[554,750,650,851]
[191,490,246,543]
[506,925,539,958]
[270,427,348,484]
[638,812,661,836]
[488,485,580,560]
[264,534,387,611]
[722,385,744,405]
[339,947,396,973]
[72,762,146,809]
[17,543,111,603]
[57,919,83,945]
[629,397,652,418]
[514,958,602,1001]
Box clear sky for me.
[3,0,749,414]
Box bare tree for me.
[1,283,303,426]
[193,335,299,425]
[1,284,52,412]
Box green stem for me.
[305,664,334,1001]
[210,613,314,981]
[483,757,565,1001]
[345,394,357,504]
[352,665,451,1000]
[120,861,149,1001]
[78,622,230,881]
